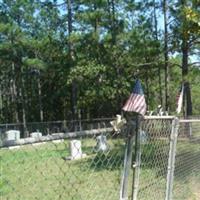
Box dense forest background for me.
[0,0,199,124]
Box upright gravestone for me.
[30,131,42,139]
[69,140,86,160]
[6,130,20,140]
[95,135,109,152]
[4,130,20,146]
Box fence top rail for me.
[1,127,113,147]
[179,119,200,123]
[144,116,176,120]
[0,118,115,127]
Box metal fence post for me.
[132,116,141,200]
[165,117,179,200]
[120,118,136,200]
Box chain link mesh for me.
[0,119,125,200]
[1,117,200,200]
[173,119,200,200]
[135,118,173,200]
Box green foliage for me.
[0,0,199,123]
[67,61,131,116]
[22,58,47,70]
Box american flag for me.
[176,84,184,114]
[122,79,146,116]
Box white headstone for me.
[3,130,20,146]
[6,130,20,141]
[70,140,86,160]
[95,135,108,152]
[30,131,42,138]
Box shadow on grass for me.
[66,139,126,171]
[88,148,125,171]
[174,150,200,180]
[140,139,200,181]
[55,137,199,182]
[140,141,170,177]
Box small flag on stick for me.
[122,79,146,116]
[176,84,184,114]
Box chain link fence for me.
[173,118,200,200]
[0,118,126,200]
[0,118,113,139]
[133,117,174,200]
[1,116,200,200]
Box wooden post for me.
[132,116,141,200]
[120,117,136,200]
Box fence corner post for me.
[165,117,179,200]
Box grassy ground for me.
[172,139,200,200]
[0,137,200,200]
[137,138,200,200]
[0,138,125,200]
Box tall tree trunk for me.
[153,1,162,106]
[163,0,169,112]
[182,44,192,137]
[67,0,72,45]
[182,41,192,116]
[111,0,116,44]
[181,0,192,117]
[11,62,19,123]
[0,84,3,121]
[158,67,163,106]
[4,92,9,123]
[37,75,43,122]
[67,0,77,120]
[180,0,192,138]
[94,3,98,33]
[21,72,27,137]
[153,0,158,40]
[107,0,116,45]
[145,70,149,110]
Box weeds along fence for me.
[0,117,200,200]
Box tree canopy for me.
[0,0,199,123]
